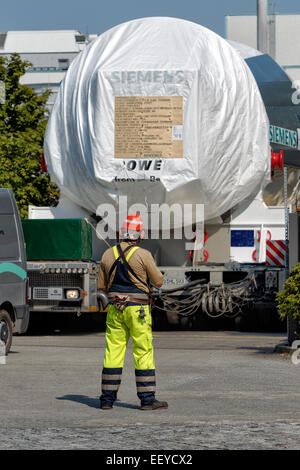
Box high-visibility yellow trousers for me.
[100,303,156,406]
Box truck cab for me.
[0,189,29,353]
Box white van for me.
[0,189,29,353]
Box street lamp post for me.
[257,0,269,53]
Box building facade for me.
[0,30,97,109]
[225,14,300,82]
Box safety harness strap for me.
[108,244,132,282]
[116,244,149,289]
[112,244,139,262]
[125,245,139,262]
[108,244,149,290]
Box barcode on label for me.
[172,125,183,141]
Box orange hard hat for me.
[120,213,144,240]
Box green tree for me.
[277,263,300,323]
[0,54,59,218]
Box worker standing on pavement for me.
[98,213,168,411]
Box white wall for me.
[226,14,300,82]
[226,15,257,50]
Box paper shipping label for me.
[114,96,183,158]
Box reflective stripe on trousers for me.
[100,303,156,406]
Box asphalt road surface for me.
[1,327,300,450]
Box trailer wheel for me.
[0,309,13,355]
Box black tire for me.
[0,309,13,354]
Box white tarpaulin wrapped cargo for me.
[44,17,270,223]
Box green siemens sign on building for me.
[269,125,298,149]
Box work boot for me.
[140,399,168,410]
[100,399,113,410]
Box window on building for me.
[58,58,69,70]
[75,34,86,43]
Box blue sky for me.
[1,0,300,37]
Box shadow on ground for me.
[56,395,140,410]
[236,346,276,354]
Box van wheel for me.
[0,309,13,354]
